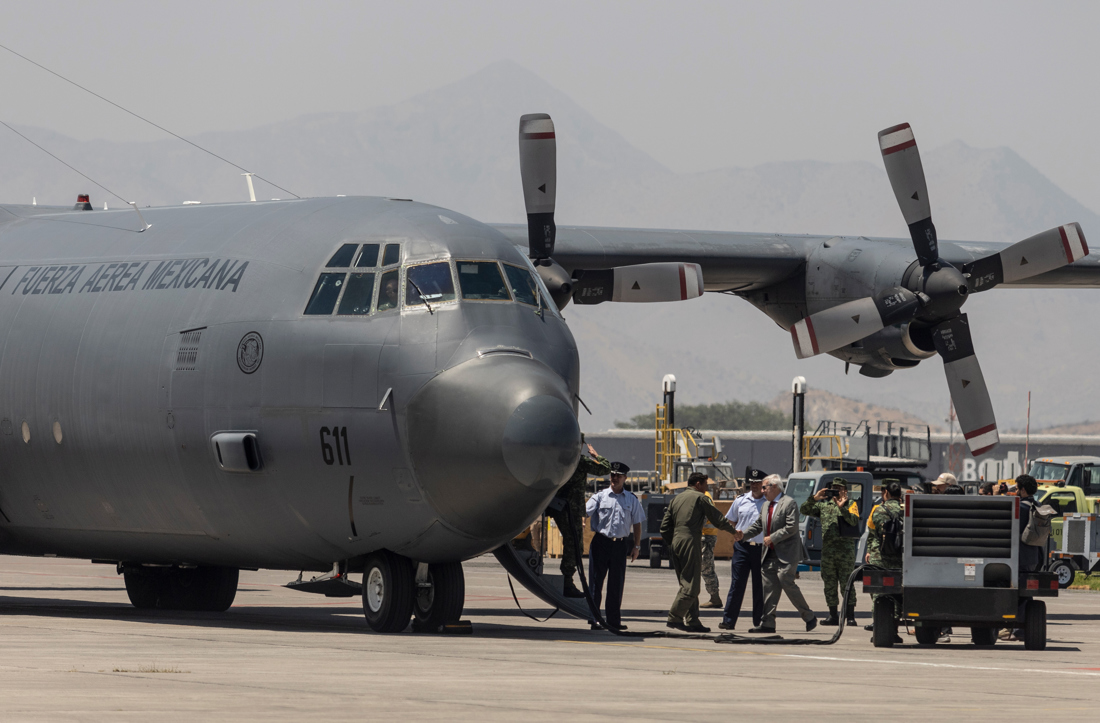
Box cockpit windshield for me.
[304,244,549,317]
[406,262,456,307]
[503,263,539,306]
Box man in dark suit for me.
[734,474,817,633]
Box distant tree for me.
[615,401,791,431]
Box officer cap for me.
[830,478,848,490]
[746,468,767,482]
[609,461,630,475]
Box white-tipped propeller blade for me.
[932,314,999,456]
[965,222,1089,292]
[790,287,920,359]
[879,123,938,266]
[518,113,557,262]
[572,262,704,305]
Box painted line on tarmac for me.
[561,640,1100,677]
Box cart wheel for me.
[970,627,997,647]
[914,625,940,645]
[871,597,896,648]
[1048,559,1077,589]
[649,544,662,569]
[1024,599,1046,651]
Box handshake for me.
[732,530,744,542]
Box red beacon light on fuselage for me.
[74,194,93,211]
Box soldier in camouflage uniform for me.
[867,480,904,642]
[699,487,723,607]
[800,478,860,626]
[549,442,610,598]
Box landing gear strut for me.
[122,565,238,611]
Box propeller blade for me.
[790,287,920,359]
[964,222,1089,292]
[931,314,999,456]
[572,262,704,305]
[879,123,938,266]
[518,113,557,262]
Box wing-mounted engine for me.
[787,122,1090,455]
[518,114,703,310]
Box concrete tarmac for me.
[1,554,1097,721]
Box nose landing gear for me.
[360,552,468,633]
[359,552,468,633]
[412,561,465,633]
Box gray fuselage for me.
[0,197,581,571]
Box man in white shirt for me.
[719,468,767,631]
[585,462,647,631]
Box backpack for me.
[879,505,904,558]
[1020,500,1057,547]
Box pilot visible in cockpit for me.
[378,274,399,312]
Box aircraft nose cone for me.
[502,395,581,488]
[406,355,581,540]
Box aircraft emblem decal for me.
[237,332,264,374]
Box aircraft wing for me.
[491,224,1100,290]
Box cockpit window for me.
[304,273,346,315]
[382,243,401,266]
[377,270,400,312]
[336,273,376,315]
[327,244,358,268]
[458,261,511,301]
[406,262,456,307]
[503,263,539,306]
[355,244,380,268]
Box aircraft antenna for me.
[0,118,150,231]
[0,41,299,200]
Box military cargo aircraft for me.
[0,114,1095,631]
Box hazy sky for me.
[4,1,1099,211]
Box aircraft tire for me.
[178,567,239,612]
[412,561,465,633]
[1023,599,1046,651]
[362,551,414,633]
[123,569,161,609]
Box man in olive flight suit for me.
[801,478,860,626]
[661,472,738,633]
[550,440,610,598]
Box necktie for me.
[766,502,775,537]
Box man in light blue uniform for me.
[585,461,647,631]
[719,468,767,631]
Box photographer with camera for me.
[801,479,861,626]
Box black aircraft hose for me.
[561,501,868,645]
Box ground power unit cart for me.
[863,495,1058,650]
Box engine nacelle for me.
[854,323,937,371]
[571,262,704,305]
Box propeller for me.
[790,122,1090,456]
[517,114,705,308]
[518,113,557,265]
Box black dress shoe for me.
[666,620,683,630]
[718,621,736,631]
[683,622,711,633]
[748,625,776,633]
[864,624,874,631]
[589,622,602,631]
[806,617,818,632]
